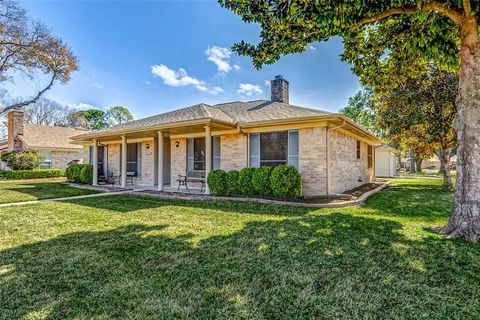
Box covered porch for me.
[74,118,237,194]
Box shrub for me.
[0,151,44,170]
[238,167,257,196]
[65,164,84,182]
[79,164,94,184]
[252,166,273,196]
[225,170,239,196]
[207,169,227,196]
[0,169,64,180]
[270,164,302,199]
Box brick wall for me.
[51,150,83,169]
[170,138,186,186]
[107,144,121,176]
[140,140,155,185]
[298,126,328,196]
[329,131,374,194]
[220,132,247,171]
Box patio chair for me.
[177,170,205,193]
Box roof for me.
[376,145,400,153]
[20,125,87,150]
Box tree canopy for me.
[105,106,133,126]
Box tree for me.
[105,106,133,126]
[374,65,457,187]
[0,0,78,112]
[339,87,382,137]
[74,109,108,131]
[220,0,480,241]
[23,97,70,126]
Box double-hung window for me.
[356,140,361,160]
[249,130,299,169]
[187,137,220,172]
[367,145,373,168]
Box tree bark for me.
[435,149,445,174]
[415,159,423,173]
[408,150,416,173]
[439,148,453,188]
[441,25,480,242]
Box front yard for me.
[0,178,100,204]
[1,178,479,319]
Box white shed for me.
[375,146,399,177]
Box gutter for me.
[326,120,346,195]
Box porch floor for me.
[105,184,205,195]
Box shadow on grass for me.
[1,214,479,319]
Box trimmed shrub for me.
[238,167,256,196]
[252,166,273,196]
[79,164,94,184]
[207,169,227,196]
[0,169,64,180]
[0,151,44,170]
[225,170,239,196]
[65,164,84,182]
[270,164,302,199]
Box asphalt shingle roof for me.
[21,125,87,149]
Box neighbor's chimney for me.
[7,107,25,152]
[270,75,289,104]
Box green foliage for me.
[270,165,302,199]
[66,164,92,184]
[0,152,44,170]
[207,170,227,196]
[0,169,64,180]
[79,164,94,185]
[251,166,273,196]
[225,170,239,196]
[105,106,134,126]
[75,109,109,130]
[238,167,256,196]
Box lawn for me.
[1,178,479,319]
[0,178,100,204]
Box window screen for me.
[367,145,373,168]
[249,133,260,167]
[126,143,139,176]
[213,136,220,169]
[287,130,299,169]
[356,140,361,160]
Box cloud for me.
[308,44,316,50]
[67,102,96,110]
[264,80,271,87]
[206,46,237,74]
[237,83,263,97]
[151,64,223,95]
[91,82,103,89]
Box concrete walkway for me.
[0,190,131,207]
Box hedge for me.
[0,169,64,180]
[207,165,302,200]
[66,164,93,184]
[0,151,44,170]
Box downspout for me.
[326,120,346,195]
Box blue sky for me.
[18,0,361,119]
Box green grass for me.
[0,178,100,204]
[1,178,479,319]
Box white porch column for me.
[205,125,212,194]
[92,139,98,186]
[157,131,164,191]
[121,135,127,188]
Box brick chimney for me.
[270,75,289,104]
[7,108,25,152]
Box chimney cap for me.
[274,75,289,83]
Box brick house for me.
[71,76,382,196]
[0,108,86,169]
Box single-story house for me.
[0,108,87,169]
[71,76,383,196]
[375,145,399,177]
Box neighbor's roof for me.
[376,145,400,153]
[20,125,88,150]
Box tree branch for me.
[463,0,472,17]
[353,2,463,29]
[1,73,56,113]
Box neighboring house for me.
[0,108,87,169]
[422,155,457,170]
[375,145,399,177]
[71,76,383,196]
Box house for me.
[70,76,383,196]
[0,108,87,169]
[375,145,399,177]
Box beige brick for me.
[299,126,327,196]
[50,150,83,169]
[170,138,186,186]
[220,133,247,171]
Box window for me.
[250,130,299,169]
[187,137,217,171]
[356,140,361,160]
[39,151,52,169]
[367,145,373,168]
[89,146,106,176]
[126,143,141,176]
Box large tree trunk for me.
[435,149,445,174]
[438,148,453,189]
[415,159,423,173]
[441,27,480,242]
[408,150,416,173]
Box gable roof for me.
[20,125,87,150]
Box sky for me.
[16,0,362,119]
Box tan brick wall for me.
[107,144,121,176]
[140,140,155,185]
[298,126,327,196]
[50,150,83,169]
[220,132,247,171]
[170,138,186,186]
[329,131,374,194]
